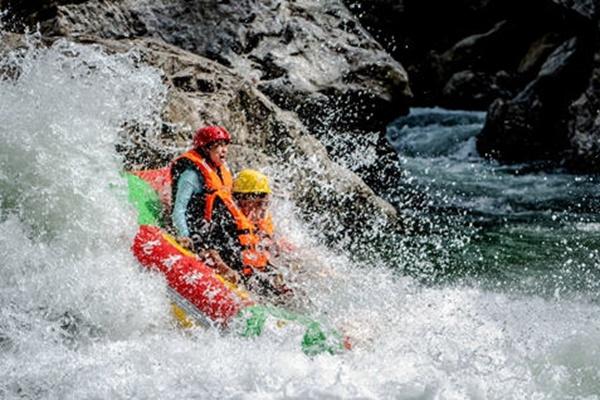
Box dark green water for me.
[388,108,600,301]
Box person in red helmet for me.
[171,125,239,283]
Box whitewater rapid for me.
[1,36,600,399]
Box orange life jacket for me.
[172,150,272,276]
[225,205,273,277]
[172,150,233,221]
[171,151,275,277]
[257,213,274,238]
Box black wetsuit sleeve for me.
[207,201,244,272]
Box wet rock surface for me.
[2,0,411,147]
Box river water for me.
[388,108,600,300]
[1,37,600,399]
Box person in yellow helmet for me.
[233,170,294,298]
[233,169,273,233]
[232,170,275,273]
[206,169,291,299]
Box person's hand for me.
[276,238,296,253]
[269,272,293,297]
[200,250,241,285]
[211,252,241,285]
[177,236,194,251]
[273,272,286,287]
[217,267,241,285]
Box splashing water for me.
[1,37,600,400]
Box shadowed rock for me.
[566,28,600,171]
[477,37,592,162]
[347,0,600,170]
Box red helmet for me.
[193,126,232,148]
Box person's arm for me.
[198,249,240,284]
[172,169,204,238]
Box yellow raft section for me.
[161,231,252,328]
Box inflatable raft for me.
[126,169,350,355]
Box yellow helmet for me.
[233,169,272,194]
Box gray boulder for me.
[442,69,515,110]
[477,37,586,162]
[566,32,600,171]
[3,0,411,134]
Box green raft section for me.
[125,172,347,355]
[238,305,346,356]
[126,173,163,226]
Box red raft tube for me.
[132,224,254,327]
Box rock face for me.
[347,0,600,171]
[347,0,590,108]
[477,36,589,162]
[346,0,513,108]
[3,0,411,132]
[475,3,598,166]
[566,27,600,171]
[2,0,412,207]
[0,3,401,241]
